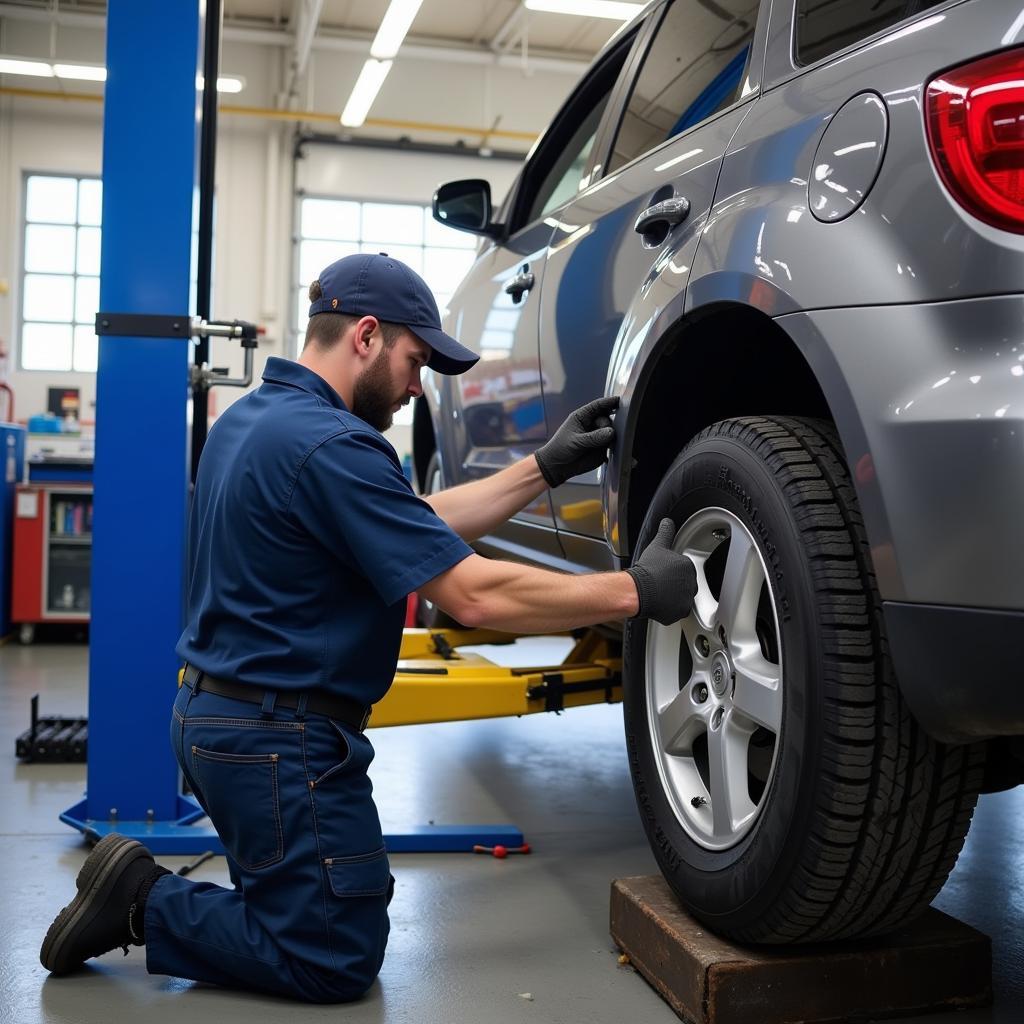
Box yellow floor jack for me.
[370,625,623,852]
[375,625,622,725]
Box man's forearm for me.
[453,558,640,633]
[423,454,546,542]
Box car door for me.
[436,26,643,564]
[537,0,765,557]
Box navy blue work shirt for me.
[176,356,473,704]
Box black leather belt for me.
[181,665,371,732]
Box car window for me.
[607,0,758,174]
[795,0,947,67]
[526,92,613,225]
[510,27,636,233]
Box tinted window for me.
[513,32,634,230]
[608,0,758,173]
[795,0,946,66]
[527,92,612,224]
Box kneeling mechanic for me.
[41,253,697,1002]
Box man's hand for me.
[534,396,619,488]
[626,518,698,625]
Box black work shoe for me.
[40,833,170,975]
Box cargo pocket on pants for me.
[191,746,284,870]
[325,847,392,897]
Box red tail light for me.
[926,48,1024,233]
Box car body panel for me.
[776,296,1024,609]
[422,0,1024,739]
[541,102,755,541]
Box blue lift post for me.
[59,0,522,856]
[60,0,205,845]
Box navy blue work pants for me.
[144,682,393,1003]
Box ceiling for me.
[1,0,628,62]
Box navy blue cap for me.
[309,253,479,375]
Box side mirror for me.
[432,179,500,238]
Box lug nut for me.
[693,683,709,704]
[696,635,711,657]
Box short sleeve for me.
[288,429,473,606]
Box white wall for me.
[0,22,582,459]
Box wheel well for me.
[623,304,834,554]
[412,397,437,493]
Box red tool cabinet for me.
[12,484,93,643]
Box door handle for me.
[504,268,535,303]
[634,197,691,246]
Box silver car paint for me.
[602,0,1024,611]
[426,0,1022,630]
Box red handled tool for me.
[472,843,531,859]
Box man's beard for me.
[351,345,400,432]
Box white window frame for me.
[292,192,477,350]
[19,171,103,374]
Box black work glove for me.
[626,518,698,625]
[534,396,619,488]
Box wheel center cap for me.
[711,652,731,696]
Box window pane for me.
[26,176,78,224]
[528,95,610,224]
[77,226,102,275]
[296,286,310,335]
[21,322,73,371]
[608,0,757,173]
[301,199,360,240]
[23,274,74,322]
[300,240,360,287]
[422,247,476,299]
[78,179,102,225]
[75,277,99,325]
[361,243,423,275]
[795,0,945,66]
[362,203,424,245]
[73,324,98,372]
[423,208,478,248]
[24,224,76,273]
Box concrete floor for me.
[1,637,1022,1024]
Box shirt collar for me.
[261,356,348,412]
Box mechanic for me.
[40,253,697,1002]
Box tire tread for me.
[677,416,982,943]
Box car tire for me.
[623,416,985,943]
[417,451,462,630]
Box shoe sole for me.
[40,834,150,975]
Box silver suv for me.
[416,0,1024,943]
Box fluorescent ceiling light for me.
[195,74,246,93]
[341,58,393,127]
[524,0,644,19]
[0,57,53,77]
[371,0,425,59]
[53,63,107,82]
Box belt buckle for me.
[359,706,372,732]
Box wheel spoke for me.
[732,649,782,733]
[657,690,707,756]
[715,530,762,640]
[688,553,718,631]
[707,713,757,838]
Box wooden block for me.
[610,876,992,1024]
